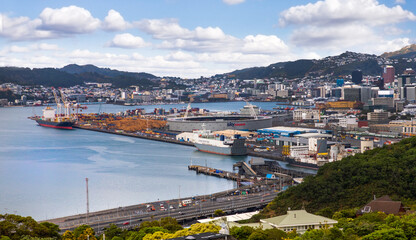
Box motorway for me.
[46,184,280,233]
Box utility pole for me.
[86,178,89,224]
[178,185,181,207]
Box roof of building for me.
[198,211,259,224]
[296,133,333,138]
[360,195,405,215]
[261,210,337,227]
[213,129,256,138]
[169,232,231,240]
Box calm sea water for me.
[0,101,310,220]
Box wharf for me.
[74,125,313,171]
[74,125,194,147]
[188,165,252,182]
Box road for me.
[46,185,280,233]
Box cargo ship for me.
[33,107,75,129]
[194,136,247,156]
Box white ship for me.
[192,124,247,156]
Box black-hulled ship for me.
[32,106,75,129]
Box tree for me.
[214,209,225,217]
[62,230,74,240]
[362,228,407,240]
[104,224,122,240]
[0,214,60,240]
[263,228,287,240]
[247,231,268,240]
[72,225,96,240]
[230,226,254,240]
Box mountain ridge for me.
[381,44,416,59]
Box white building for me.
[293,109,320,122]
[260,210,338,234]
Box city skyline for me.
[1,0,415,78]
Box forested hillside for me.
[260,137,416,218]
[0,65,157,89]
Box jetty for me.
[188,165,253,182]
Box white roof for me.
[197,211,259,223]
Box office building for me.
[352,70,363,84]
[383,65,395,84]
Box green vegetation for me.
[228,211,416,239]
[0,65,157,89]
[0,90,20,101]
[259,137,416,219]
[47,217,216,240]
[0,214,60,240]
[214,209,226,217]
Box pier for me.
[74,125,307,168]
[188,165,252,182]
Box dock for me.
[188,165,252,182]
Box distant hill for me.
[259,137,416,218]
[226,52,383,79]
[60,64,156,79]
[381,44,416,59]
[0,65,158,89]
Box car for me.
[123,221,130,225]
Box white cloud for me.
[0,14,55,40]
[290,24,411,54]
[279,0,416,27]
[33,43,60,51]
[223,0,245,5]
[109,33,149,48]
[135,19,192,39]
[102,9,131,31]
[395,0,406,4]
[194,27,227,40]
[166,51,194,61]
[138,18,291,55]
[242,35,289,54]
[39,5,100,34]
[8,45,30,53]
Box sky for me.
[0,0,415,78]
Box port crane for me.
[51,88,63,122]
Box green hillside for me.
[227,56,382,79]
[260,137,416,218]
[0,66,157,89]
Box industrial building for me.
[167,115,272,132]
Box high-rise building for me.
[383,65,395,84]
[342,85,361,101]
[398,68,416,88]
[352,70,363,84]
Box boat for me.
[31,88,75,129]
[192,124,247,156]
[33,107,75,129]
[194,135,247,156]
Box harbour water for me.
[0,102,313,220]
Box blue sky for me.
[1,0,415,78]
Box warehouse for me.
[167,115,272,132]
